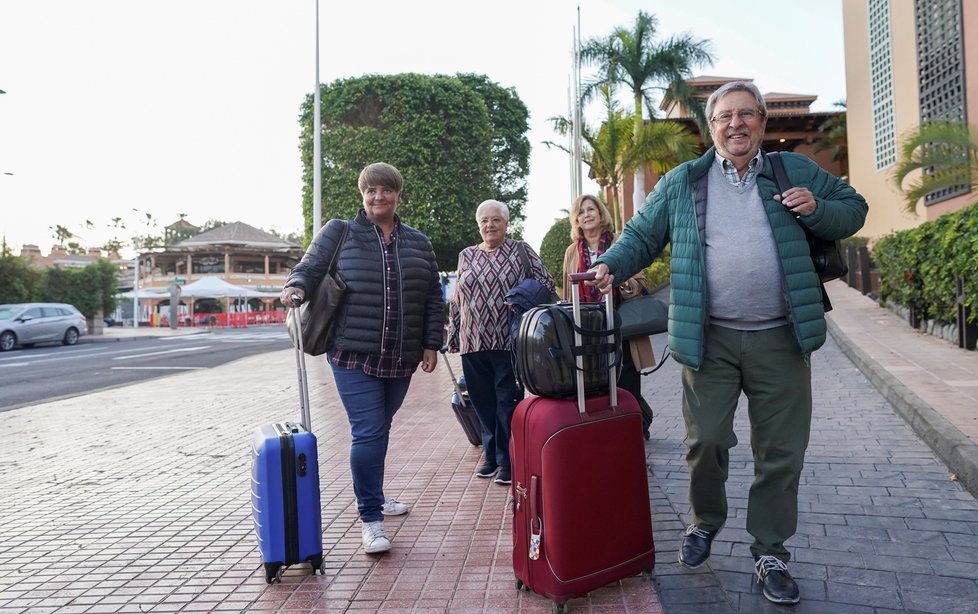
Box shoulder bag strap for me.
[516,240,533,280]
[327,221,350,275]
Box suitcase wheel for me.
[642,566,656,580]
[310,554,325,575]
[514,578,525,591]
[264,562,284,584]
[551,602,568,614]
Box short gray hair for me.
[705,81,766,121]
[475,199,510,221]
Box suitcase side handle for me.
[290,297,312,432]
[567,272,618,414]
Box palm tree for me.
[547,85,698,232]
[580,11,713,212]
[50,224,74,246]
[814,100,848,173]
[892,120,978,214]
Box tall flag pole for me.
[568,77,576,199]
[313,0,322,235]
[572,6,583,198]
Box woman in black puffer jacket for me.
[282,163,443,555]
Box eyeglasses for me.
[710,109,764,125]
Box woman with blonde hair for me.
[561,194,655,439]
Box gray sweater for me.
[704,162,788,330]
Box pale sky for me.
[0,0,846,261]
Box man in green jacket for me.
[589,81,867,606]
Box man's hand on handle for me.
[586,264,615,295]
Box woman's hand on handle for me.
[281,288,305,308]
[421,348,438,373]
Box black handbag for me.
[618,294,668,339]
[286,221,350,355]
[768,152,845,311]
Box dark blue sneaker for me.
[755,555,800,605]
[678,524,717,569]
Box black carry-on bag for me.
[439,346,483,447]
[251,298,324,583]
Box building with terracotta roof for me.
[131,221,304,324]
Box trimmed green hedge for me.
[873,203,978,324]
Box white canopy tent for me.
[178,276,252,298]
[116,288,169,299]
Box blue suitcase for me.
[251,303,324,583]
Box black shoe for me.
[755,555,800,605]
[475,463,498,478]
[494,467,512,485]
[678,524,717,569]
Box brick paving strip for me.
[0,350,664,613]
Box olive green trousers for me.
[681,325,812,562]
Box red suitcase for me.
[510,272,655,612]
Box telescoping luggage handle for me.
[289,295,313,433]
[566,272,617,415]
[438,346,466,402]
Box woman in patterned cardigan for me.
[446,200,555,486]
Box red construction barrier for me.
[176,311,287,328]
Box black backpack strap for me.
[767,152,832,312]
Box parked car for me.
[103,315,117,328]
[0,303,89,351]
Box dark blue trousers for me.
[461,350,523,469]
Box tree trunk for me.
[611,185,623,233]
[632,92,646,220]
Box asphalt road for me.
[0,326,294,411]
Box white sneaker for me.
[361,520,391,554]
[381,497,409,516]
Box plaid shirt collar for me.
[715,149,764,188]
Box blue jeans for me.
[461,350,523,469]
[329,363,412,523]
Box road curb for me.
[827,317,978,499]
[83,330,213,343]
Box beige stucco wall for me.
[842,0,922,240]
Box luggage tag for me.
[529,517,542,560]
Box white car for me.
[0,303,88,351]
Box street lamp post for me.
[132,255,139,328]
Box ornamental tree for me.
[300,73,530,270]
